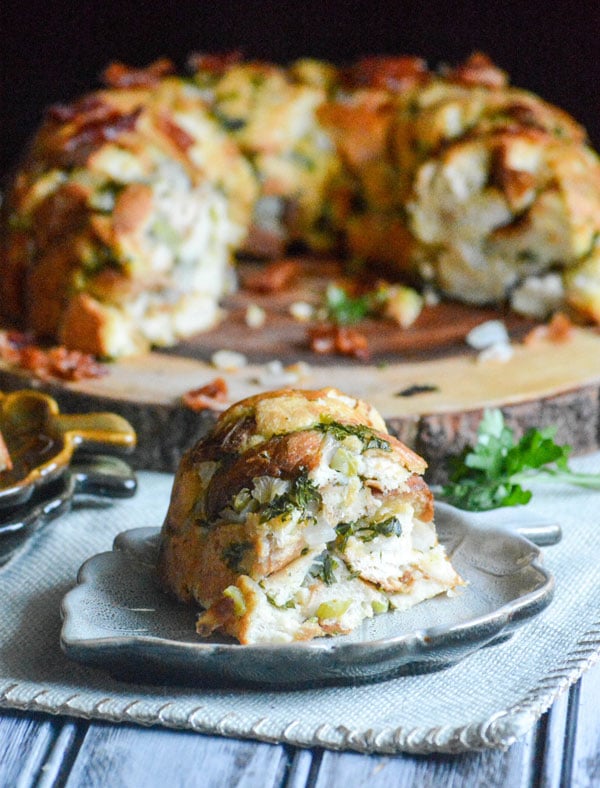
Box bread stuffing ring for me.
[2,52,600,358]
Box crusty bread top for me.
[193,387,428,475]
[214,387,384,432]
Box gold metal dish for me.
[0,390,136,508]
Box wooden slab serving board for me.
[2,261,600,482]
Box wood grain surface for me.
[2,261,600,479]
[169,260,535,364]
[0,659,598,786]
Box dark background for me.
[2,0,599,174]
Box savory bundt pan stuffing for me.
[158,387,462,644]
[2,52,600,358]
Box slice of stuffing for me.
[159,387,463,644]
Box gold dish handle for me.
[50,412,137,452]
[1,390,136,453]
[0,390,137,506]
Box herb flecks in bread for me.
[158,387,462,644]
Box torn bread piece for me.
[158,387,463,644]
[0,64,256,358]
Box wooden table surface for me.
[0,659,598,787]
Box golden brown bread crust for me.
[195,387,426,474]
[207,385,386,437]
[203,430,324,518]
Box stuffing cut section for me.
[158,387,463,644]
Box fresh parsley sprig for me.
[325,283,386,325]
[440,409,600,511]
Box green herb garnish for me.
[325,282,388,325]
[265,594,296,610]
[335,516,402,548]
[259,494,295,523]
[334,521,354,551]
[441,409,600,511]
[213,110,247,132]
[259,469,321,523]
[325,283,371,325]
[312,553,338,586]
[367,517,403,539]
[221,541,253,572]
[315,419,391,452]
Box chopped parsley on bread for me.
[158,388,463,644]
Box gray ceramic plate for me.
[60,508,554,688]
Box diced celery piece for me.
[223,586,246,616]
[331,447,358,476]
[384,285,424,327]
[151,217,180,249]
[371,598,389,614]
[316,599,351,620]
[232,487,254,513]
